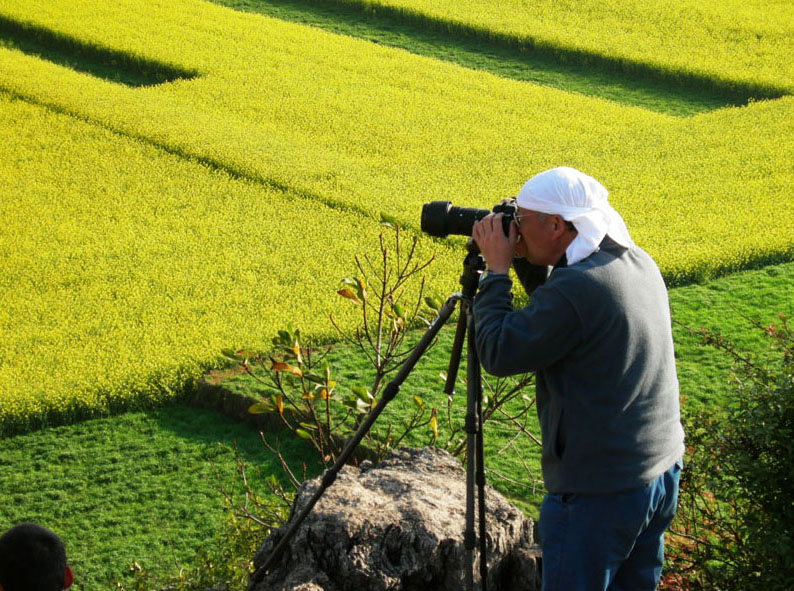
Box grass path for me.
[0,404,313,590]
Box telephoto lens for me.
[421,200,517,238]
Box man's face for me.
[513,207,553,265]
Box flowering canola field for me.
[1,0,793,432]
[330,0,794,97]
[0,94,454,432]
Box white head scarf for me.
[516,166,634,265]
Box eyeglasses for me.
[512,212,542,230]
[514,212,576,233]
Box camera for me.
[420,199,518,238]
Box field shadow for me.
[217,0,787,117]
[149,401,326,487]
[0,14,199,87]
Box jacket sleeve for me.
[474,273,581,377]
[512,258,549,295]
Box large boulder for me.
[250,447,541,591]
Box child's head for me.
[0,524,73,591]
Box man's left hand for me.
[472,213,517,274]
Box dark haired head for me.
[0,524,70,591]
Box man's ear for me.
[550,214,568,239]
[64,566,74,589]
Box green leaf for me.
[248,402,273,414]
[303,371,324,385]
[343,394,373,413]
[352,384,372,401]
[380,212,400,228]
[340,277,367,302]
[425,295,443,312]
[340,277,362,289]
[393,302,405,319]
[295,428,312,440]
[287,344,302,364]
[221,348,243,361]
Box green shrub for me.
[666,315,794,590]
[234,223,538,468]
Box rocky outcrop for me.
[250,447,540,591]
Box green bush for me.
[666,315,794,590]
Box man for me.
[471,167,685,591]
[0,524,73,591]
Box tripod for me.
[256,239,490,591]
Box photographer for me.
[471,167,684,591]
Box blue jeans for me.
[538,461,682,591]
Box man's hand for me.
[472,213,517,274]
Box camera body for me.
[420,199,517,238]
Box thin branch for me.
[259,432,301,489]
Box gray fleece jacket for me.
[474,238,685,494]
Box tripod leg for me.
[467,306,489,591]
[445,307,468,395]
[463,297,491,591]
[475,360,489,590]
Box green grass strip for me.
[0,404,312,590]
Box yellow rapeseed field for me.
[1,0,791,277]
[0,94,455,432]
[1,0,792,430]
[335,0,794,96]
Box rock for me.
[250,447,541,591]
